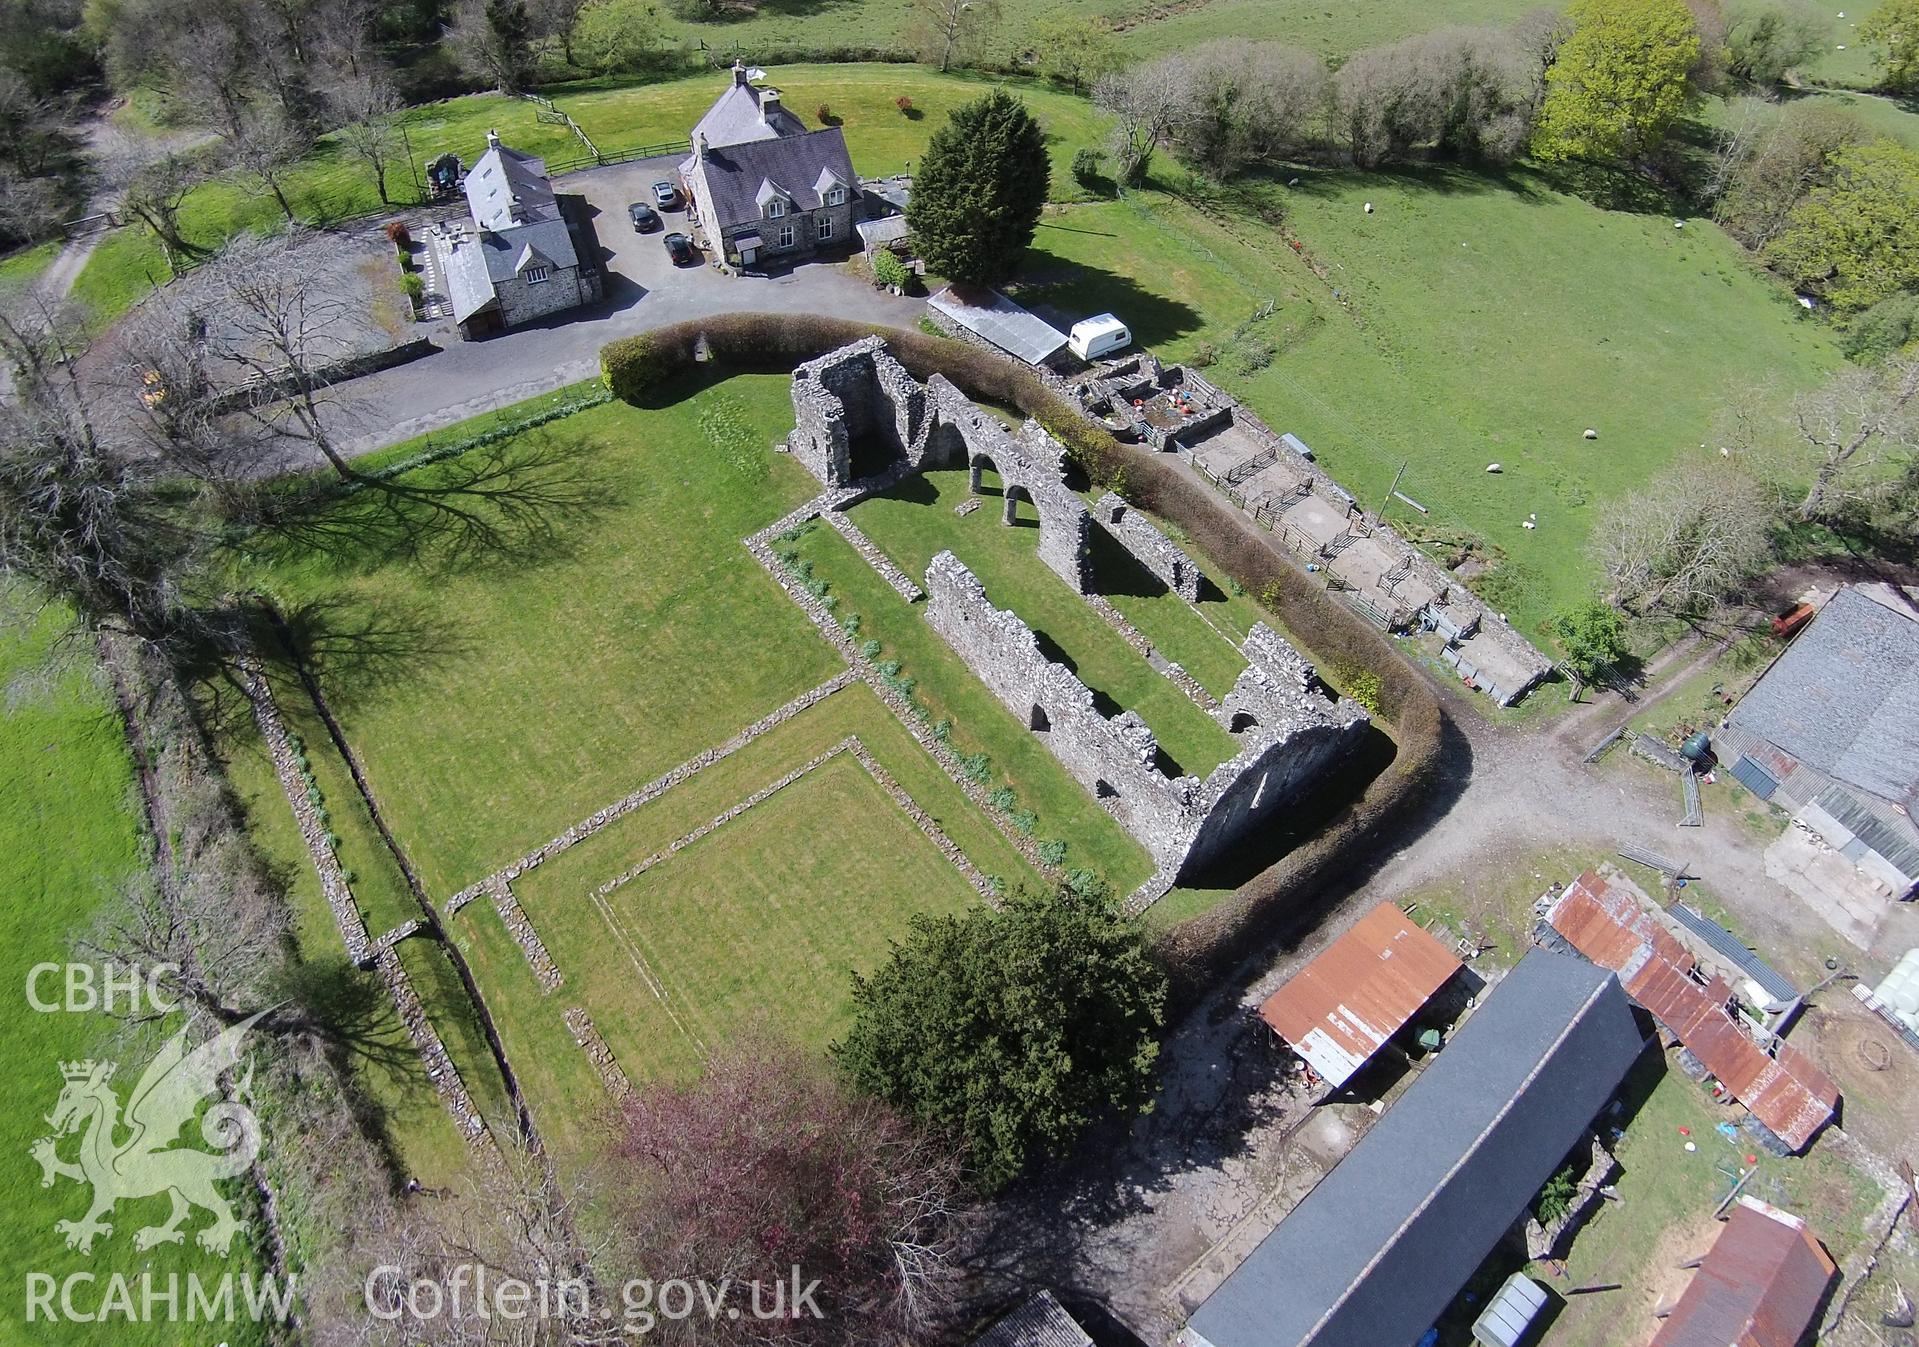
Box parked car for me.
[651,180,681,209]
[663,232,695,265]
[627,201,660,231]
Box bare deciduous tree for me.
[1787,355,1919,525]
[1095,56,1188,186]
[232,115,313,222]
[123,153,211,276]
[1595,462,1774,617]
[328,70,405,206]
[911,0,1001,74]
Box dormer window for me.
[766,198,786,219]
[825,186,846,206]
[524,265,550,284]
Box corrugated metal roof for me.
[1258,903,1462,1087]
[970,1292,1092,1347]
[1545,872,1838,1151]
[1669,905,1798,1005]
[1649,1197,1836,1347]
[1186,950,1645,1347]
[1810,785,1919,880]
[929,287,1069,366]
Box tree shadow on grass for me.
[1011,252,1205,353]
[250,429,626,579]
[259,593,472,714]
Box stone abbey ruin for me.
[784,338,1371,887]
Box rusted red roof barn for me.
[1544,872,1838,1151]
[1258,903,1462,1087]
[1649,1197,1837,1347]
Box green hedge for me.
[596,313,1450,998]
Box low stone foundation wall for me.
[1097,492,1202,600]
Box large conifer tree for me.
[906,90,1050,286]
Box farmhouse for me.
[437,131,600,340]
[1180,949,1643,1347]
[680,63,862,269]
[1257,902,1463,1090]
[1715,583,1919,899]
[1540,869,1838,1154]
[1650,1197,1837,1347]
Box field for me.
[0,614,270,1345]
[1017,167,1841,635]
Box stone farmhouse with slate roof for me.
[440,130,600,340]
[680,63,862,269]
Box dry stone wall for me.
[924,552,1369,881]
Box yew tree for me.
[906,90,1049,287]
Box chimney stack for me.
[760,88,781,122]
[732,59,748,87]
[486,127,501,149]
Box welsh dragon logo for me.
[29,1011,267,1256]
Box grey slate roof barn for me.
[437,130,599,339]
[679,63,862,269]
[1181,949,1645,1347]
[1719,583,1919,896]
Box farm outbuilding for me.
[1257,902,1462,1089]
[968,1292,1093,1347]
[1181,950,1644,1347]
[1541,870,1839,1153]
[1649,1197,1836,1347]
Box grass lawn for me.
[498,720,988,1088]
[1529,1055,1882,1347]
[1021,167,1840,635]
[849,468,1240,777]
[788,520,1156,891]
[0,614,269,1345]
[0,239,60,291]
[229,375,840,901]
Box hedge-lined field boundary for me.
[599,313,1455,1002]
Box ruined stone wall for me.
[787,336,925,488]
[924,552,1369,879]
[1097,493,1201,600]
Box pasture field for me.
[0,615,269,1346]
[1019,166,1840,636]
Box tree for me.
[1724,0,1828,86]
[327,70,403,206]
[834,885,1167,1193]
[1765,139,1919,311]
[1860,0,1919,92]
[1094,55,1186,186]
[1786,355,1919,525]
[452,0,535,94]
[1175,41,1334,174]
[612,1038,962,1346]
[1594,462,1773,617]
[1710,99,1861,248]
[1533,0,1701,163]
[1843,292,1919,364]
[1335,27,1532,168]
[121,153,210,276]
[1029,12,1118,92]
[1553,598,1631,681]
[912,0,1000,74]
[231,114,312,222]
[906,90,1048,287]
[570,0,663,74]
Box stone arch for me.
[922,420,968,471]
[1030,704,1051,732]
[1003,482,1033,526]
[1095,779,1118,799]
[968,452,1001,496]
[1229,711,1261,734]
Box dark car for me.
[651,180,681,209]
[627,201,660,231]
[663,232,695,265]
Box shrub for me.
[1071,146,1106,188]
[872,248,910,292]
[841,613,861,636]
[933,718,952,742]
[877,659,903,678]
[399,272,425,303]
[1009,807,1038,836]
[817,103,833,123]
[1036,839,1069,867]
[987,785,1017,810]
[384,220,410,246]
[960,751,992,782]
[600,332,666,403]
[1535,1162,1580,1224]
[896,95,913,113]
[861,638,883,659]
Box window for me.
[766,198,786,219]
[816,216,833,242]
[523,265,550,284]
[777,224,795,248]
[825,186,846,205]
